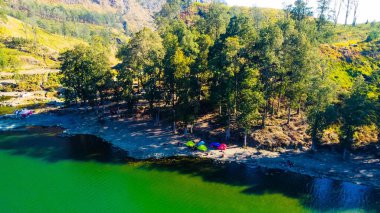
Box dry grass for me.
[0,16,83,52]
[354,124,379,146]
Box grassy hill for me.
[0,12,126,94]
[0,16,84,71]
[333,22,379,42]
[1,16,83,50]
[321,23,380,90]
[5,0,165,35]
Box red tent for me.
[218,143,227,150]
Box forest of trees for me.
[8,0,121,26]
[59,0,380,156]
[5,0,125,41]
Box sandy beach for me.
[0,108,379,188]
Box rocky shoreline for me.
[0,108,379,188]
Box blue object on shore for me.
[210,142,220,148]
[197,141,206,146]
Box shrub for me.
[14,74,43,92]
[366,30,379,42]
[42,73,61,91]
[0,48,20,70]
[4,37,33,50]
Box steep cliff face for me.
[121,0,166,31]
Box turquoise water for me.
[0,129,379,213]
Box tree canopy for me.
[58,1,380,153]
[60,45,112,105]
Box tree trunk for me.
[352,0,359,26]
[234,74,238,117]
[334,0,344,27]
[219,102,222,115]
[244,131,247,148]
[297,98,302,116]
[341,126,354,160]
[311,139,318,151]
[261,106,267,129]
[311,123,318,151]
[344,0,351,26]
[277,93,282,115]
[287,105,291,125]
[137,77,140,93]
[184,124,188,137]
[172,108,176,134]
[154,107,160,126]
[225,127,231,143]
[172,83,176,133]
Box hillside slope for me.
[321,40,380,89]
[0,15,84,71]
[6,0,165,33]
[322,23,380,90]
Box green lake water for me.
[0,129,379,213]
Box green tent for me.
[185,141,196,148]
[197,145,208,152]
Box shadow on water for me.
[0,129,132,164]
[0,129,380,212]
[141,158,380,212]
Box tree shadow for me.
[0,130,134,164]
[0,130,379,212]
[139,157,380,212]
